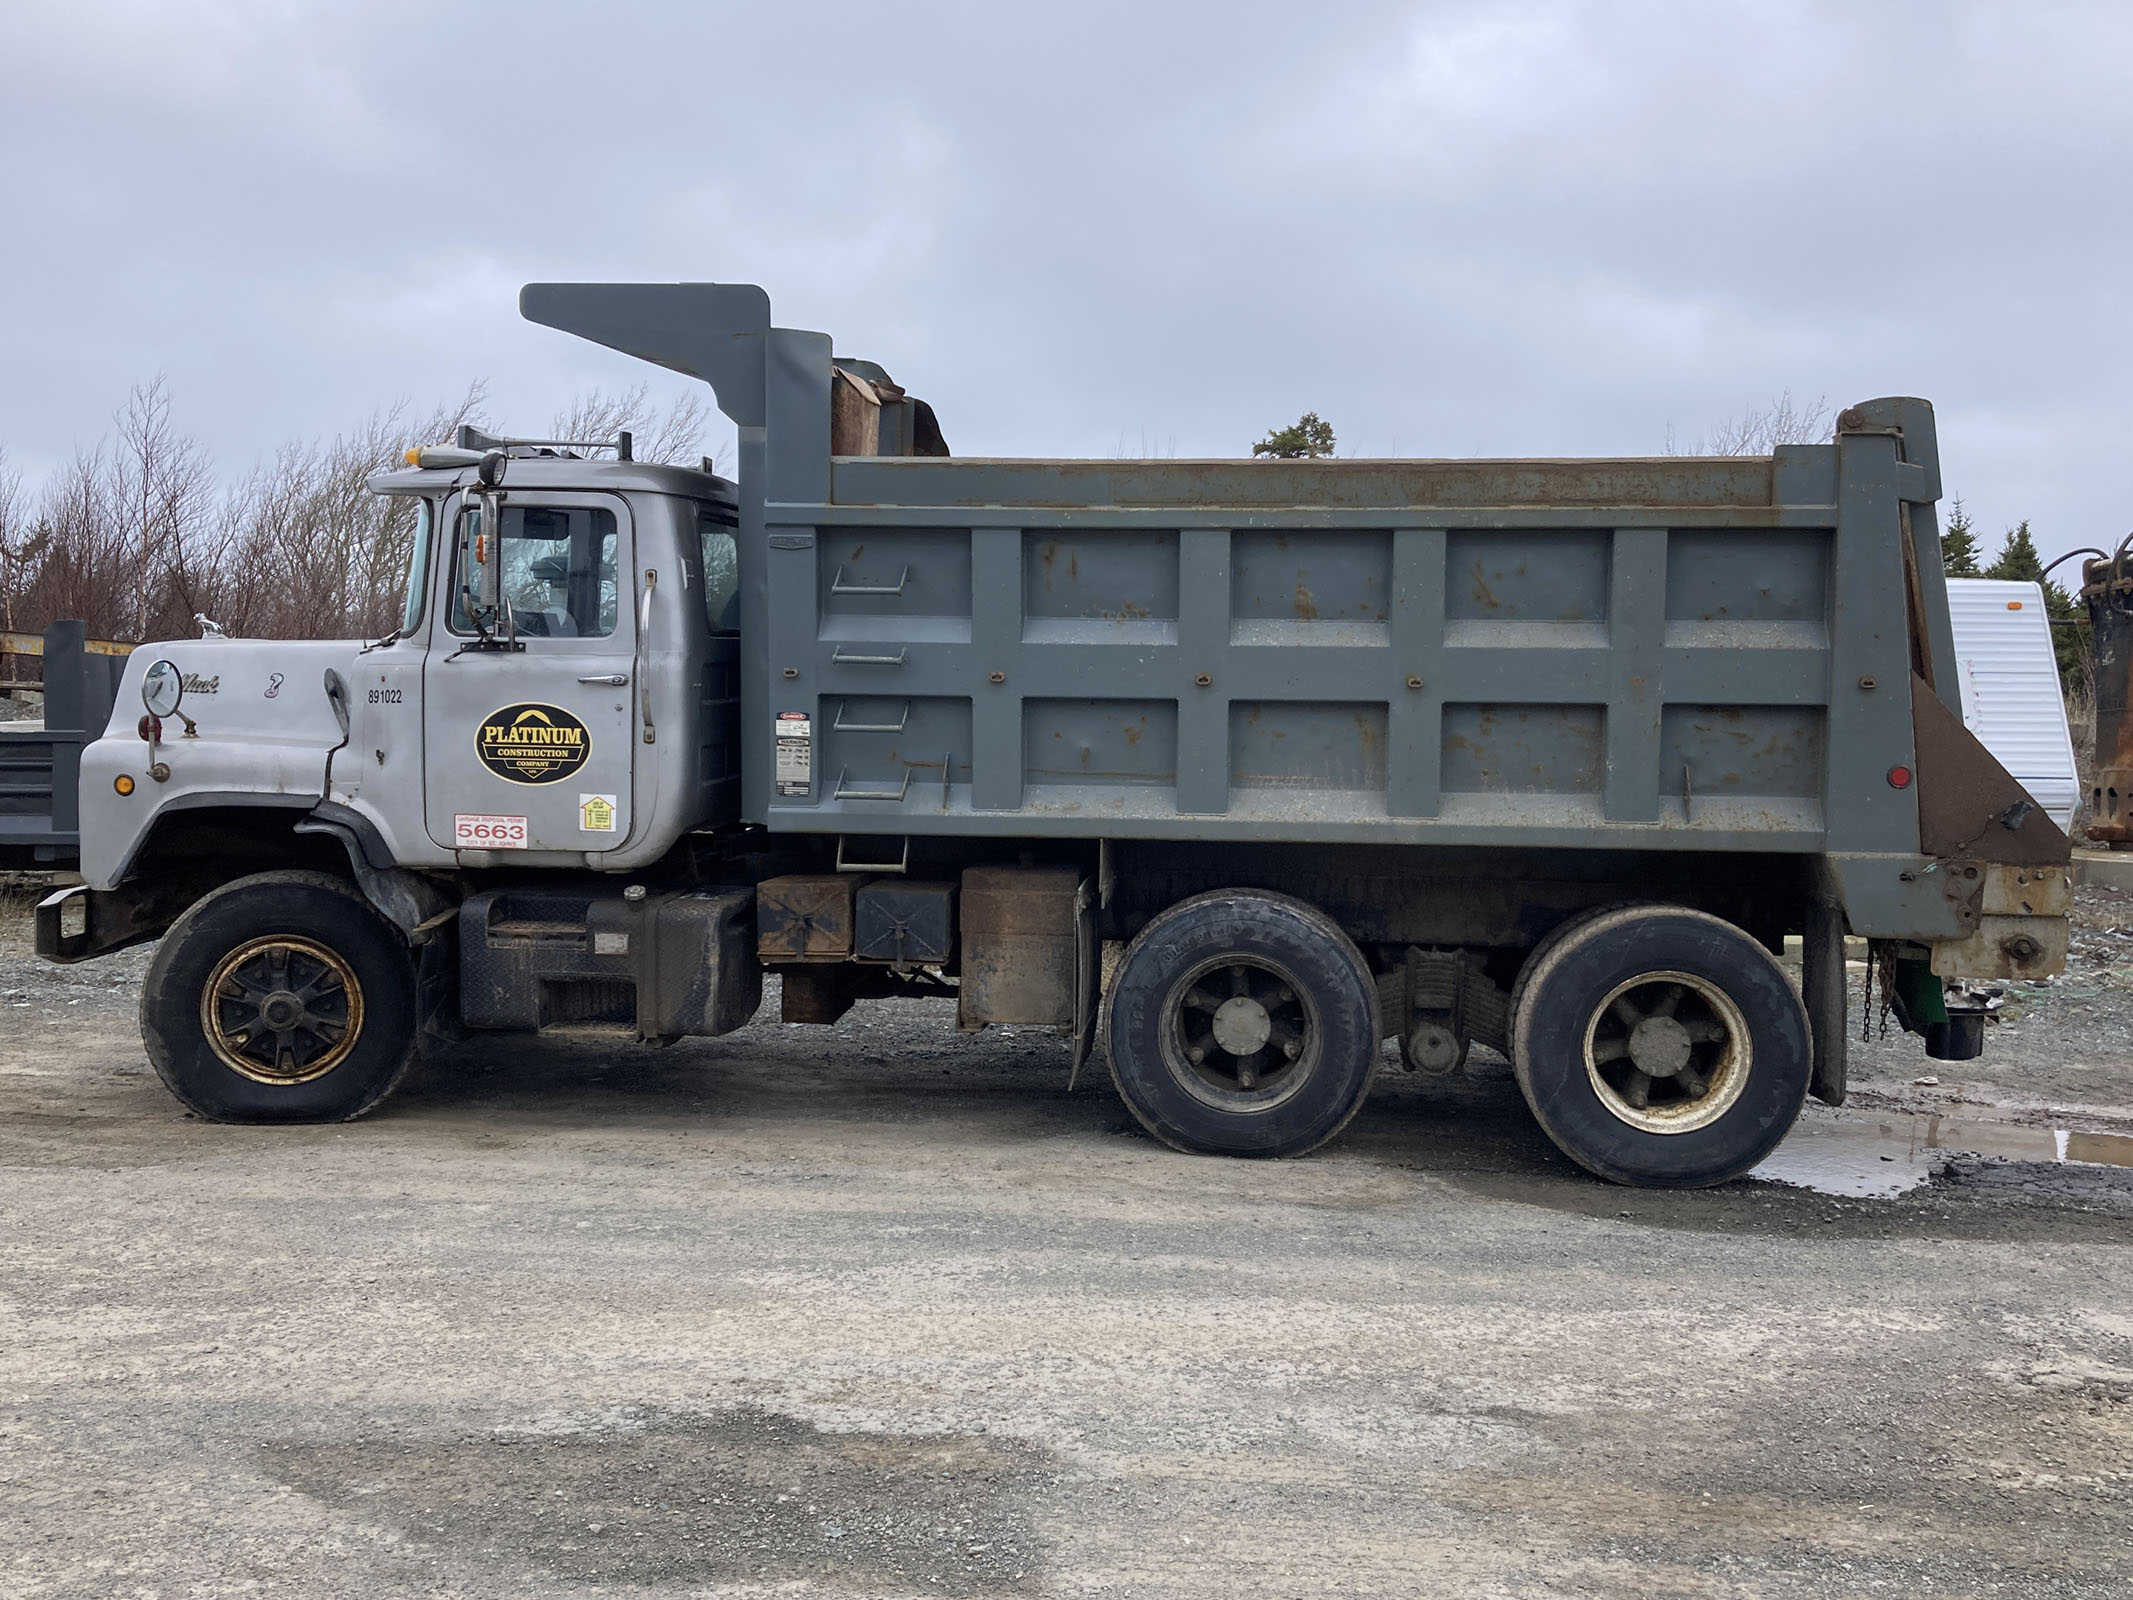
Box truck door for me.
[423,493,638,855]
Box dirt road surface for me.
[4,906,2132,1599]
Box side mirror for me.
[455,485,517,650]
[476,491,506,615]
[142,659,183,718]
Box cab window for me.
[451,505,619,638]
[700,514,739,634]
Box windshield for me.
[397,498,433,636]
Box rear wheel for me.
[1509,905,1809,1187]
[1103,891,1379,1157]
[142,870,417,1123]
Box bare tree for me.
[223,385,486,639]
[1666,390,1833,456]
[0,448,29,634]
[0,449,34,694]
[29,448,131,639]
[111,377,215,641]
[0,372,724,646]
[549,382,717,468]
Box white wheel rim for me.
[1581,969,1751,1134]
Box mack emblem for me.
[477,703,591,784]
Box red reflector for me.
[137,714,161,743]
[1887,764,1913,789]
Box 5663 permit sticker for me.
[775,711,812,797]
[454,813,527,849]
[477,702,591,784]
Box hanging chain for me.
[1861,940,1899,1041]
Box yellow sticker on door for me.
[579,793,618,833]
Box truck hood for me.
[79,638,364,888]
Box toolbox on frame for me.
[854,879,956,966]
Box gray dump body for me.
[527,285,1951,869]
[756,444,1930,855]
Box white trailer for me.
[1946,578,2081,831]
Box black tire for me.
[142,870,417,1123]
[1102,890,1379,1158]
[1509,905,1810,1187]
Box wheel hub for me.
[1406,1020,1465,1074]
[1582,970,1751,1134]
[1168,957,1316,1109]
[200,936,364,1085]
[1627,1014,1692,1076]
[1210,995,1274,1056]
[258,991,306,1032]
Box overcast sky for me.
[2,0,2126,552]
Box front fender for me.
[81,640,356,889]
[80,745,327,889]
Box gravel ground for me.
[1834,882,2133,1118]
[4,897,2133,1598]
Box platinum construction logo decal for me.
[477,703,592,784]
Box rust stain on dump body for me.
[1468,564,1502,612]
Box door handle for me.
[637,569,658,745]
[578,673,630,686]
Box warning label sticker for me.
[454,813,528,849]
[578,793,617,833]
[775,711,812,797]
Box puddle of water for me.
[1751,1107,2133,1199]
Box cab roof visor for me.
[519,282,773,428]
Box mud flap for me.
[1068,877,1097,1091]
[415,913,467,1060]
[1802,899,1848,1106]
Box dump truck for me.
[33,281,2074,1187]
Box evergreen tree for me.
[1985,519,2087,692]
[1939,497,1981,577]
[1984,519,2046,585]
[1252,412,1336,459]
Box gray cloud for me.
[3,0,2127,552]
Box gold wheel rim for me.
[1581,968,1750,1135]
[200,936,364,1085]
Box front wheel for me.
[1103,890,1380,1158]
[142,870,418,1123]
[1509,905,1810,1187]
